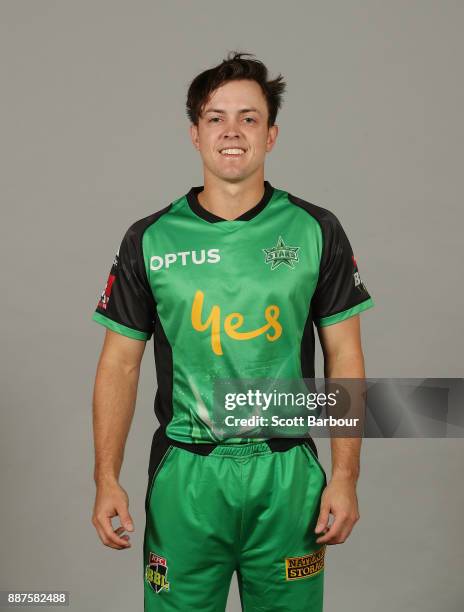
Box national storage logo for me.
[285,546,326,580]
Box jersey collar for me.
[186,180,274,223]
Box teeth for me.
[221,148,245,155]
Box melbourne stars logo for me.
[263,236,300,270]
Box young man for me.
[91,52,374,611]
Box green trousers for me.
[143,439,327,611]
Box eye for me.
[208,117,221,123]
[244,117,256,124]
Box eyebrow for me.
[204,108,262,115]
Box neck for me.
[197,171,265,220]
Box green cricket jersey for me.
[92,180,374,444]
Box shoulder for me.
[124,201,174,240]
[284,189,341,229]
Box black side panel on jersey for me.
[152,310,174,431]
[147,427,171,478]
[300,310,317,379]
[288,194,327,379]
[129,205,177,439]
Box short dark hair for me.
[186,51,286,127]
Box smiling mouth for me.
[219,148,246,157]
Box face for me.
[190,79,278,183]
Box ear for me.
[190,123,200,150]
[265,124,279,152]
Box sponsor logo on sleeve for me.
[97,274,115,310]
[97,250,119,310]
[352,255,367,292]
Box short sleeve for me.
[92,223,155,340]
[311,212,374,327]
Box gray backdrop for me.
[1,1,463,610]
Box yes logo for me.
[191,290,282,356]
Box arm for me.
[91,329,146,550]
[314,314,364,545]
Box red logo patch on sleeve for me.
[97,274,116,310]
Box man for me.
[91,51,374,611]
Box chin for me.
[212,167,247,182]
[220,172,248,183]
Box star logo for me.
[263,236,300,270]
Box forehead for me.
[203,79,267,111]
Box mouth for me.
[219,147,247,157]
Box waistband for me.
[164,431,317,456]
[209,441,272,457]
[148,427,319,477]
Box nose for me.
[222,117,241,138]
